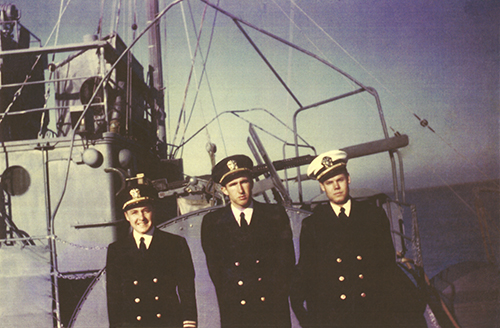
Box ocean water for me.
[402,179,499,279]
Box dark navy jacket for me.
[291,199,397,327]
[201,201,295,327]
[106,229,197,327]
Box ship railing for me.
[383,198,424,267]
[200,1,405,206]
[0,234,50,245]
[248,134,409,208]
[0,36,157,142]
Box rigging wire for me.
[132,0,138,40]
[39,0,68,138]
[179,0,226,158]
[162,0,171,148]
[173,108,311,157]
[273,0,499,215]
[169,1,206,157]
[168,2,191,155]
[114,0,122,37]
[110,0,118,36]
[0,0,73,129]
[54,0,66,46]
[176,2,209,160]
[50,0,185,246]
[287,0,497,188]
[285,0,294,113]
[272,0,390,131]
[97,0,105,38]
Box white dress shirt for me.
[231,202,254,227]
[133,227,154,249]
[330,198,352,218]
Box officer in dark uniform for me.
[106,176,197,328]
[201,155,295,327]
[291,150,401,327]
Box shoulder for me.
[302,204,331,225]
[310,203,332,218]
[154,229,185,241]
[153,229,189,249]
[203,205,229,220]
[351,199,389,225]
[254,201,290,223]
[351,199,386,215]
[106,236,134,262]
[108,234,132,250]
[254,200,286,214]
[202,205,231,230]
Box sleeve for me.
[369,205,399,319]
[290,217,314,327]
[374,205,397,267]
[106,244,123,328]
[176,237,198,327]
[200,214,224,288]
[275,205,296,296]
[269,205,296,324]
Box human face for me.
[221,176,253,209]
[320,173,351,206]
[124,204,154,234]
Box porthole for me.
[1,166,30,196]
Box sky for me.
[10,0,499,198]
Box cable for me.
[172,107,312,158]
[287,0,497,187]
[50,0,185,233]
[180,0,225,157]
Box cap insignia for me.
[321,156,333,168]
[227,159,238,171]
[129,188,141,200]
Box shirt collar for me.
[330,198,352,217]
[231,201,254,226]
[133,226,154,249]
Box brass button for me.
[157,313,162,318]
[358,274,364,279]
[133,280,138,285]
[240,300,246,305]
[337,258,342,263]
[260,297,265,302]
[155,296,159,301]
[238,280,244,286]
[235,262,240,267]
[135,298,140,303]
[153,278,158,283]
[361,292,366,298]
[339,276,345,282]
[357,255,362,261]
[136,316,142,321]
[340,294,347,300]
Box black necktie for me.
[139,237,147,257]
[339,207,348,220]
[240,212,248,229]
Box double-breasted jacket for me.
[106,229,197,327]
[291,199,397,327]
[201,201,295,327]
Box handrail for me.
[0,40,109,57]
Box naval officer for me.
[106,179,197,328]
[201,155,295,327]
[290,150,400,327]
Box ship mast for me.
[146,0,166,157]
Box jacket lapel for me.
[221,204,240,230]
[250,201,263,227]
